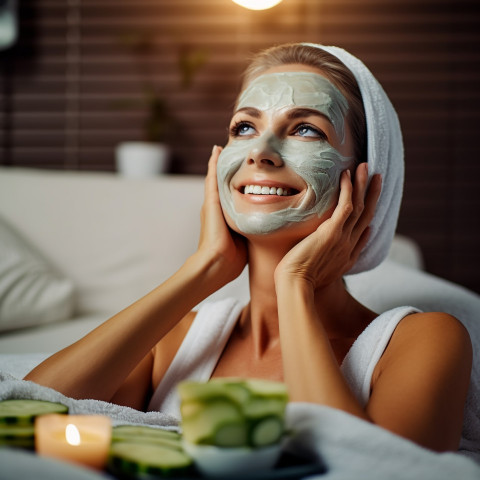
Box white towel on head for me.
[303,43,404,274]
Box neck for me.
[245,238,287,356]
[244,236,374,357]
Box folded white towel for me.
[304,44,404,274]
[0,370,179,430]
[286,402,480,480]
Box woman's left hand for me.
[274,163,382,290]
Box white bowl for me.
[182,440,283,478]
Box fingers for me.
[362,173,382,225]
[343,163,367,231]
[328,162,381,269]
[201,145,222,221]
[205,145,222,192]
[330,169,354,225]
[344,163,382,239]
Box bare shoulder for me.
[392,312,472,358]
[375,310,473,390]
[369,312,473,451]
[151,310,197,386]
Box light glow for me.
[232,0,284,11]
[65,423,81,446]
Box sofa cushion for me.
[0,215,75,332]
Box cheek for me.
[217,142,247,188]
[282,141,348,212]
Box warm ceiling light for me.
[232,0,284,10]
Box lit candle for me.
[35,414,112,470]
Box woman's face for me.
[217,64,355,237]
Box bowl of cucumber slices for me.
[178,378,289,478]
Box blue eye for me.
[294,124,327,140]
[231,121,256,137]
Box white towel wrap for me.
[303,44,404,275]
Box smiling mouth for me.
[242,184,299,196]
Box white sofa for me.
[0,167,478,356]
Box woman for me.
[25,43,472,454]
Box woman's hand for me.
[194,145,248,290]
[274,163,382,291]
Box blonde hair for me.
[241,43,367,165]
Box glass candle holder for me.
[35,414,112,470]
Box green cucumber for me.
[243,397,287,418]
[246,378,289,397]
[0,425,35,438]
[108,442,193,477]
[112,425,182,450]
[0,425,35,449]
[249,416,284,447]
[178,378,288,448]
[213,422,248,447]
[181,400,243,445]
[0,399,68,426]
[178,380,250,405]
[0,436,35,449]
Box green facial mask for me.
[217,71,352,235]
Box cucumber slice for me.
[178,378,288,448]
[178,380,250,405]
[112,425,182,450]
[108,442,193,477]
[243,398,287,419]
[0,436,35,449]
[0,425,35,438]
[246,379,288,397]
[112,425,181,441]
[249,416,284,447]
[213,422,248,447]
[0,400,68,426]
[0,425,35,449]
[181,400,242,445]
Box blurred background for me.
[0,0,479,293]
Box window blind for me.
[1,0,479,292]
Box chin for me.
[226,211,324,244]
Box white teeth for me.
[243,185,291,196]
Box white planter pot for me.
[115,142,171,178]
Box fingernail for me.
[212,145,218,154]
[345,169,351,178]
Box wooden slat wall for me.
[1,0,479,293]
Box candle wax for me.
[35,414,112,470]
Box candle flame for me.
[65,423,81,446]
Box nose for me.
[246,136,283,168]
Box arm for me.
[25,146,247,405]
[367,311,472,451]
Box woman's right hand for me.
[193,145,248,290]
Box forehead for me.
[236,71,347,113]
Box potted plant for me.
[115,31,208,177]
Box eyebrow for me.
[233,106,334,127]
[287,107,331,123]
[234,107,262,118]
